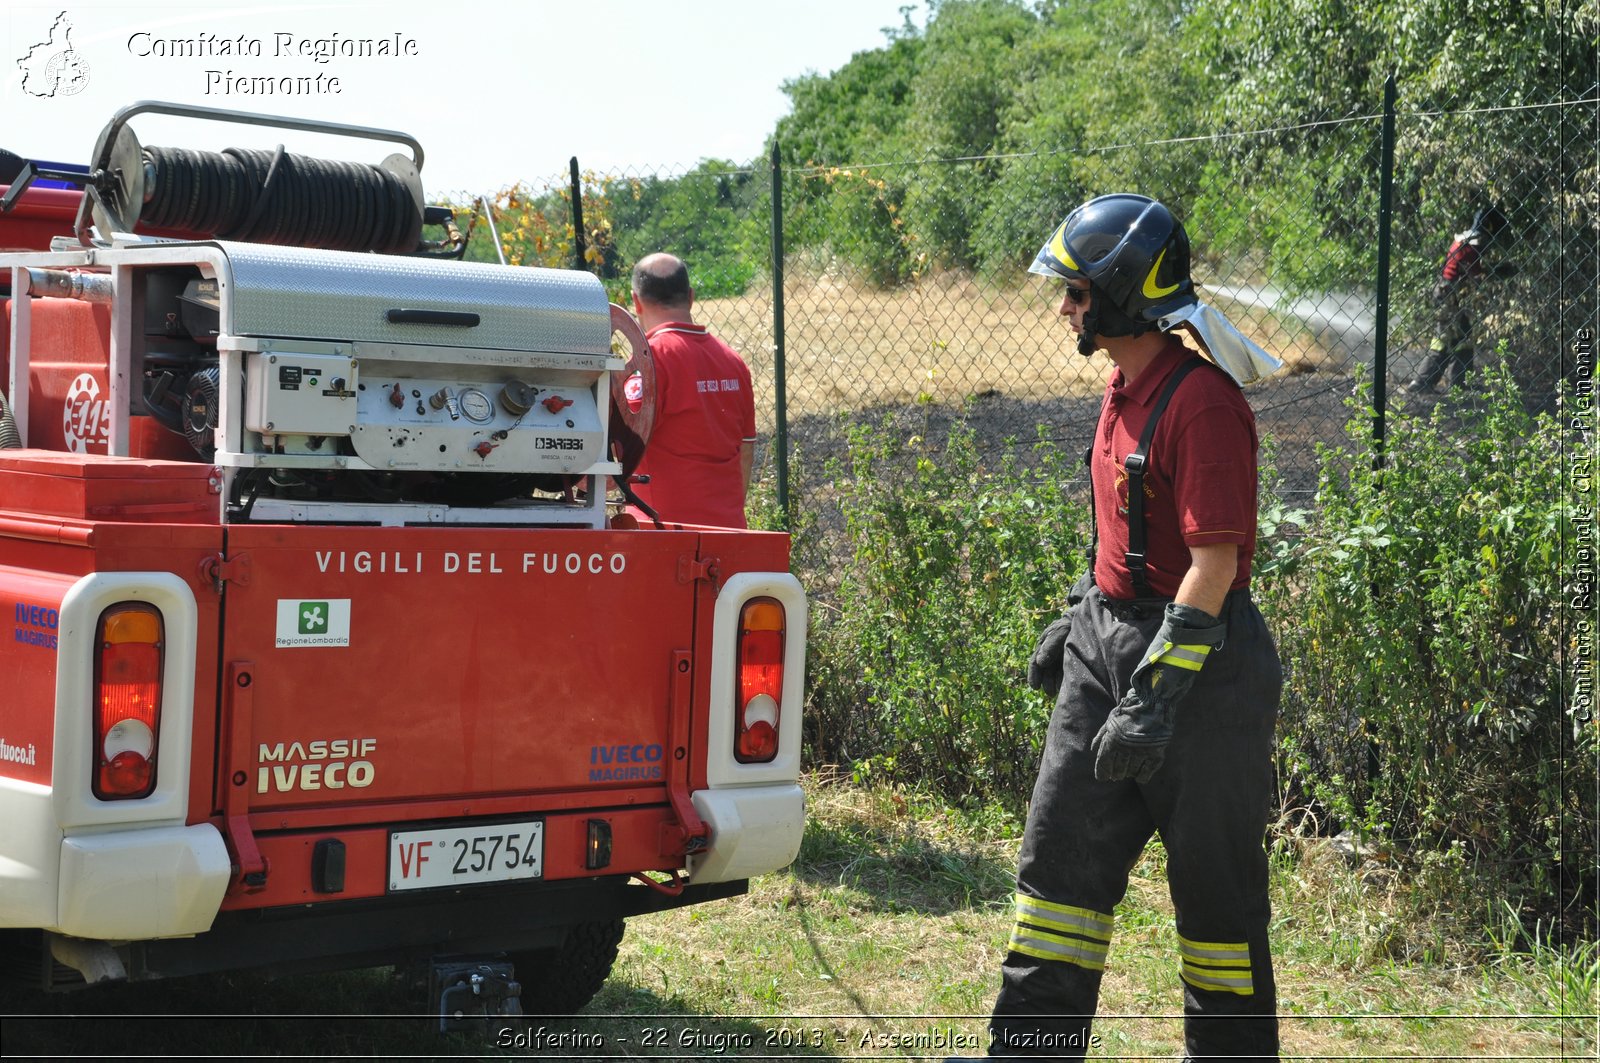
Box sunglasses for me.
[1063,285,1092,305]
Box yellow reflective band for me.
[1152,641,1211,671]
[1177,934,1251,958]
[1011,924,1111,960]
[1024,902,1113,941]
[1142,247,1180,298]
[1010,929,1109,972]
[1180,951,1251,968]
[1012,894,1113,971]
[1181,962,1256,996]
[1178,936,1254,995]
[1016,894,1115,939]
[1049,224,1079,271]
[1149,642,1212,668]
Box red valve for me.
[473,441,496,458]
[542,395,573,413]
[388,383,405,408]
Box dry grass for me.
[697,271,1345,432]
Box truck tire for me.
[509,918,624,1015]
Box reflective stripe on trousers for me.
[990,588,1281,1061]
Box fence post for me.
[570,156,587,272]
[1372,73,1397,469]
[770,141,790,523]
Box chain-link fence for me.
[455,83,1598,519]
[451,83,1598,921]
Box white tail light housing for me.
[705,572,806,788]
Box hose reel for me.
[0,100,429,253]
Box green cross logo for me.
[298,602,329,634]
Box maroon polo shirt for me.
[1091,339,1258,599]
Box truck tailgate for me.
[221,525,700,813]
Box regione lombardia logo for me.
[298,602,330,635]
[17,11,91,98]
[276,599,351,648]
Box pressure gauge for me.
[458,388,495,425]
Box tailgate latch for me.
[201,552,251,593]
[677,555,720,586]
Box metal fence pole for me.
[1372,73,1397,469]
[570,156,587,272]
[770,141,790,523]
[1365,73,1401,797]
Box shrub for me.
[1255,356,1594,926]
[804,419,1090,807]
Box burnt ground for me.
[778,364,1365,513]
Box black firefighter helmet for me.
[1029,193,1198,340]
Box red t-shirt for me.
[1441,238,1483,283]
[1091,340,1258,599]
[632,322,756,528]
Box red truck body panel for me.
[220,525,696,809]
[0,186,78,254]
[0,151,804,994]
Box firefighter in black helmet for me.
[1405,204,1516,395]
[970,194,1284,1061]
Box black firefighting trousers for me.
[1413,281,1475,390]
[990,587,1282,1061]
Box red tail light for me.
[92,604,164,800]
[735,598,785,763]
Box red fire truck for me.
[0,102,805,1019]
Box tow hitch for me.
[430,960,523,1032]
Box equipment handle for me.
[385,308,481,327]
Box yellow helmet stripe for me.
[1142,247,1180,298]
[1049,224,1079,271]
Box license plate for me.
[388,820,544,892]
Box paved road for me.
[1203,283,1423,377]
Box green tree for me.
[607,162,766,299]
[775,19,923,166]
[900,0,1037,269]
[974,0,1209,277]
[775,18,924,281]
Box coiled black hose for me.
[0,389,22,449]
[141,144,421,253]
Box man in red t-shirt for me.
[627,253,755,528]
[966,195,1283,1062]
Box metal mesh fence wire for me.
[436,83,1596,926]
[448,89,1597,517]
[773,108,1390,505]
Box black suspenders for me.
[1085,357,1204,598]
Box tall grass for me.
[802,420,1089,806]
[1257,357,1593,932]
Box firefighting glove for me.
[1026,570,1096,699]
[1091,602,1226,784]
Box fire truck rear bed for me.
[0,480,802,982]
[0,102,806,1006]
